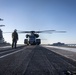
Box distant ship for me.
[52,42,65,46]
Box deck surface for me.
[0,45,76,75]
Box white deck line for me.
[0,47,26,59]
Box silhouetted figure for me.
[12,29,18,48]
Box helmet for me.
[14,29,17,32]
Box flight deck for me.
[0,45,76,75]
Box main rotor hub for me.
[31,31,35,34]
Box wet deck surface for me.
[0,46,76,75]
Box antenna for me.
[0,18,3,21]
[0,25,5,27]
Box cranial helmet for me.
[14,29,17,32]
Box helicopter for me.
[17,30,66,45]
[3,29,66,45]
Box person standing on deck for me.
[12,29,18,48]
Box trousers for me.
[12,39,17,48]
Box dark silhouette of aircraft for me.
[17,30,66,45]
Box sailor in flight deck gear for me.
[12,29,18,48]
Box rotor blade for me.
[17,30,66,33]
[3,30,26,33]
[54,31,66,33]
[16,30,31,33]
[4,30,66,34]
[3,29,30,33]
[35,30,56,33]
[18,31,31,33]
[17,30,56,33]
[36,30,66,33]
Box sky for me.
[0,0,76,44]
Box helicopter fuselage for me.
[24,33,41,45]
